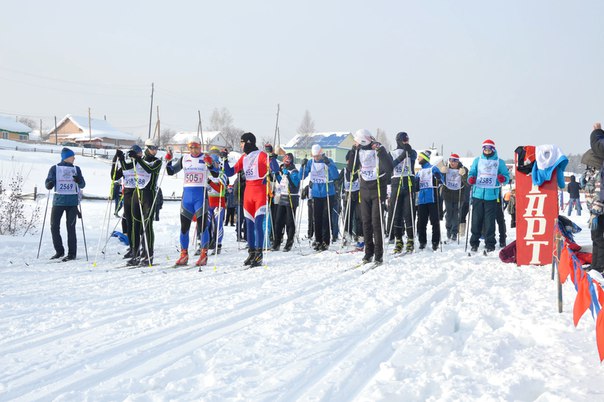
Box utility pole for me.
[88,107,92,143]
[39,119,42,142]
[273,104,280,147]
[148,83,154,139]
[197,110,203,151]
[155,105,161,143]
[54,116,58,145]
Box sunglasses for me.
[147,146,158,151]
[483,145,495,151]
[188,144,201,148]
[449,158,460,163]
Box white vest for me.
[391,149,412,178]
[310,161,327,184]
[418,168,435,189]
[243,150,261,180]
[55,165,78,194]
[123,163,151,189]
[476,159,498,188]
[344,172,360,192]
[359,149,378,182]
[183,154,208,188]
[445,168,462,190]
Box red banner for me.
[515,164,559,266]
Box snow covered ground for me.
[1,148,603,401]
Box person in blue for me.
[45,147,86,261]
[272,152,301,251]
[301,144,339,251]
[166,136,215,266]
[467,139,510,253]
[414,150,444,250]
[567,175,581,216]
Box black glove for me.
[402,143,412,153]
[73,174,83,185]
[45,181,54,190]
[322,155,331,165]
[113,149,124,162]
[301,158,308,167]
[219,148,229,159]
[127,150,138,158]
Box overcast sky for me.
[1,0,603,158]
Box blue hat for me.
[61,147,75,160]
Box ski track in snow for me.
[1,150,604,401]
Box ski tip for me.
[92,262,97,267]
[213,266,217,271]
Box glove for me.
[371,142,382,150]
[127,150,139,158]
[322,155,331,165]
[497,174,506,184]
[468,176,476,185]
[402,143,413,153]
[219,148,229,159]
[459,167,467,176]
[204,154,213,165]
[352,144,360,150]
[73,174,83,185]
[165,150,173,162]
[113,149,123,162]
[301,158,308,167]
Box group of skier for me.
[44,129,511,268]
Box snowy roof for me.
[284,132,352,149]
[171,131,224,145]
[0,115,33,134]
[51,114,136,141]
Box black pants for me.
[470,198,498,250]
[131,189,155,258]
[592,215,604,272]
[417,202,441,246]
[236,204,246,240]
[307,199,314,238]
[226,207,236,225]
[313,196,334,245]
[274,198,298,246]
[50,205,78,257]
[122,189,135,249]
[388,181,415,240]
[360,188,386,260]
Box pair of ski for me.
[341,260,383,274]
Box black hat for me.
[396,132,409,143]
[241,132,256,145]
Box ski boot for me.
[405,238,414,253]
[250,250,263,267]
[432,242,439,251]
[244,248,256,266]
[175,249,189,266]
[393,239,404,254]
[283,241,293,252]
[195,249,208,266]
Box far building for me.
[0,115,33,142]
[46,114,137,148]
[166,131,228,153]
[282,132,354,169]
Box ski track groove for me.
[275,268,471,402]
[0,263,359,401]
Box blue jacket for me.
[45,161,86,207]
[415,163,443,205]
[468,150,510,201]
[301,157,339,198]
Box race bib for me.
[183,154,207,188]
[418,168,434,190]
[310,162,327,184]
[55,165,78,194]
[243,150,261,180]
[476,159,498,188]
[359,150,378,182]
[446,168,462,190]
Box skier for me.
[206,152,228,255]
[225,185,236,226]
[388,131,417,253]
[166,136,213,266]
[415,150,444,250]
[127,138,162,266]
[348,129,393,264]
[567,175,581,216]
[301,144,339,251]
[272,152,301,252]
[45,147,86,261]
[111,145,142,259]
[341,149,363,248]
[440,153,468,242]
[467,139,510,253]
[223,132,280,266]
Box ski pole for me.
[76,185,89,261]
[94,158,119,266]
[133,164,152,266]
[340,147,358,250]
[376,155,387,262]
[36,190,51,259]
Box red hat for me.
[450,153,460,159]
[482,139,495,148]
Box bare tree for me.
[221,126,244,151]
[209,107,234,131]
[297,110,315,135]
[159,128,175,148]
[17,117,36,130]
[375,128,391,150]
